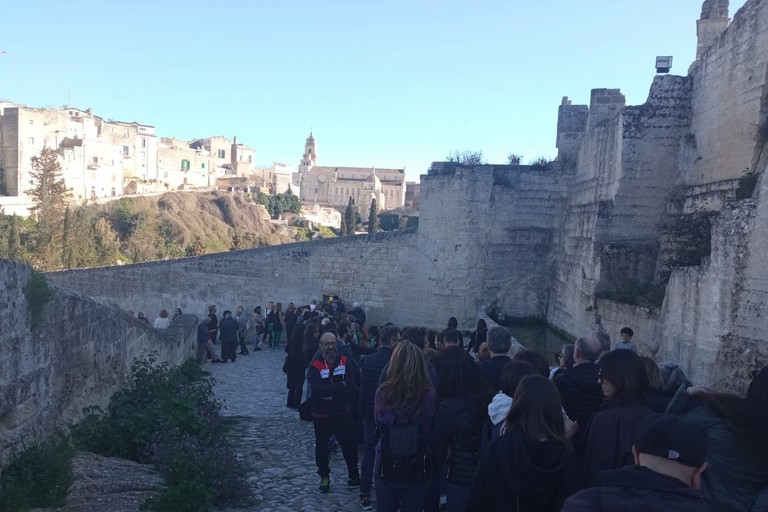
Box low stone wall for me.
[0,259,195,463]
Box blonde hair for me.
[379,342,432,412]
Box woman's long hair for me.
[301,322,321,365]
[287,323,306,359]
[504,375,569,446]
[599,349,648,407]
[691,367,768,463]
[379,342,433,413]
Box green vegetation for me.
[72,355,253,511]
[0,433,74,511]
[368,199,378,233]
[24,270,53,327]
[0,191,294,271]
[528,157,552,170]
[445,150,485,166]
[255,190,300,219]
[344,197,356,235]
[26,148,71,269]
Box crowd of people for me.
[170,297,768,512]
[272,306,768,512]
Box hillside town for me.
[0,103,419,227]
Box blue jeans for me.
[360,416,377,495]
[374,471,426,512]
[446,483,470,512]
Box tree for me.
[7,214,20,261]
[27,147,70,269]
[445,150,485,166]
[507,153,522,165]
[340,217,347,237]
[344,197,356,235]
[367,199,378,234]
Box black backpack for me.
[377,411,427,483]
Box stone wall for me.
[0,260,195,462]
[688,0,768,185]
[47,230,454,330]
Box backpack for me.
[377,412,427,483]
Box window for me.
[248,155,252,163]
[218,149,226,159]
[122,145,130,156]
[111,187,116,197]
[181,159,190,171]
[29,119,34,125]
[28,137,34,144]
[201,163,205,169]
[141,138,146,148]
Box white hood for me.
[488,393,513,426]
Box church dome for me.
[306,132,315,143]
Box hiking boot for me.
[319,477,330,493]
[347,478,361,490]
[359,495,372,511]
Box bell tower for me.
[299,132,317,174]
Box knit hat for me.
[635,414,707,467]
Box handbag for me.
[298,398,313,421]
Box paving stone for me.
[207,347,365,512]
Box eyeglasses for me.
[320,342,336,348]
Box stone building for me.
[0,105,143,211]
[292,133,406,217]
[0,103,259,214]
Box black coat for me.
[561,466,712,512]
[467,425,573,512]
[357,345,394,419]
[218,317,239,343]
[431,394,486,486]
[554,363,603,432]
[476,355,511,392]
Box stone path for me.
[206,346,364,512]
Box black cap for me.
[635,414,707,467]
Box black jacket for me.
[561,466,712,512]
[467,425,573,512]
[476,355,511,392]
[431,394,486,486]
[307,354,356,417]
[554,363,603,430]
[357,345,394,418]
[218,317,239,343]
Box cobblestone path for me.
[207,346,363,512]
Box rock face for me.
[0,259,195,463]
[44,0,768,393]
[54,452,163,512]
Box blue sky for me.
[1,0,748,182]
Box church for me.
[292,133,406,217]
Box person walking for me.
[307,332,361,493]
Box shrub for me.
[0,433,74,511]
[71,354,252,511]
[25,270,53,327]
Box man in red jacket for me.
[307,332,361,493]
